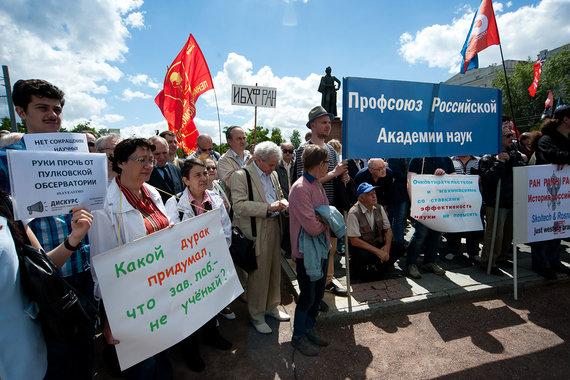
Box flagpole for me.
[213,87,223,156]
[498,44,517,127]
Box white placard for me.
[23,132,88,152]
[409,174,483,232]
[513,164,570,244]
[92,211,243,370]
[231,84,277,108]
[7,150,107,220]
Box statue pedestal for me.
[327,117,342,143]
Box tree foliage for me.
[290,129,301,148]
[269,128,283,145]
[71,121,100,137]
[492,50,570,131]
[1,117,25,132]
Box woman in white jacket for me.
[89,138,173,380]
[163,158,233,372]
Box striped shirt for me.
[292,141,339,204]
[28,214,90,277]
[451,156,480,175]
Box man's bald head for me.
[367,158,387,181]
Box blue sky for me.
[1,0,568,142]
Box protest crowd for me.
[1,78,569,380]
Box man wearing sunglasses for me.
[277,141,295,257]
[189,134,221,162]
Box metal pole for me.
[213,88,223,155]
[487,179,501,275]
[2,65,18,132]
[498,44,518,127]
[343,211,352,312]
[513,243,518,300]
[253,83,258,145]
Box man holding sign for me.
[0,79,97,379]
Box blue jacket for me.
[315,205,346,239]
[299,228,329,281]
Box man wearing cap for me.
[530,104,570,279]
[292,106,349,299]
[347,183,401,281]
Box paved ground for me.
[94,281,570,379]
[93,240,570,379]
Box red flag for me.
[155,34,213,154]
[460,0,501,73]
[528,59,543,97]
[544,90,554,109]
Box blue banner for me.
[341,77,502,159]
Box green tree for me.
[245,126,269,146]
[290,129,301,148]
[269,128,283,145]
[1,117,25,132]
[71,121,100,137]
[492,50,570,131]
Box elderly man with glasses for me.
[147,135,184,204]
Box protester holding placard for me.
[89,138,173,379]
[530,105,570,279]
[0,79,100,379]
[479,125,526,275]
[406,157,454,279]
[164,158,233,371]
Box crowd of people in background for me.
[1,79,569,379]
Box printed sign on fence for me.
[92,211,243,370]
[513,164,570,244]
[7,150,107,220]
[23,132,89,152]
[342,77,501,159]
[409,174,483,232]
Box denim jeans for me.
[293,257,328,339]
[406,221,441,267]
[388,201,409,246]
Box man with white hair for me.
[147,135,184,204]
[231,141,290,334]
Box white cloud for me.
[120,120,167,138]
[399,0,570,73]
[98,113,125,123]
[507,1,513,8]
[128,73,161,89]
[0,0,145,120]
[201,52,322,140]
[122,88,152,101]
[125,11,144,29]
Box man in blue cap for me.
[347,182,402,281]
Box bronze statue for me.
[318,66,341,116]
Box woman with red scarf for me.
[89,138,172,380]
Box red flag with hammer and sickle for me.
[155,34,213,154]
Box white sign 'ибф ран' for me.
[231,84,276,108]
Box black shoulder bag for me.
[16,225,97,341]
[229,169,258,272]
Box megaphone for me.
[27,201,44,215]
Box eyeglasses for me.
[87,142,95,148]
[129,156,156,166]
[97,147,114,153]
[200,147,214,152]
[282,149,294,154]
[206,166,217,171]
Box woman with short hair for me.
[89,138,173,380]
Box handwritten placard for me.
[92,211,243,370]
